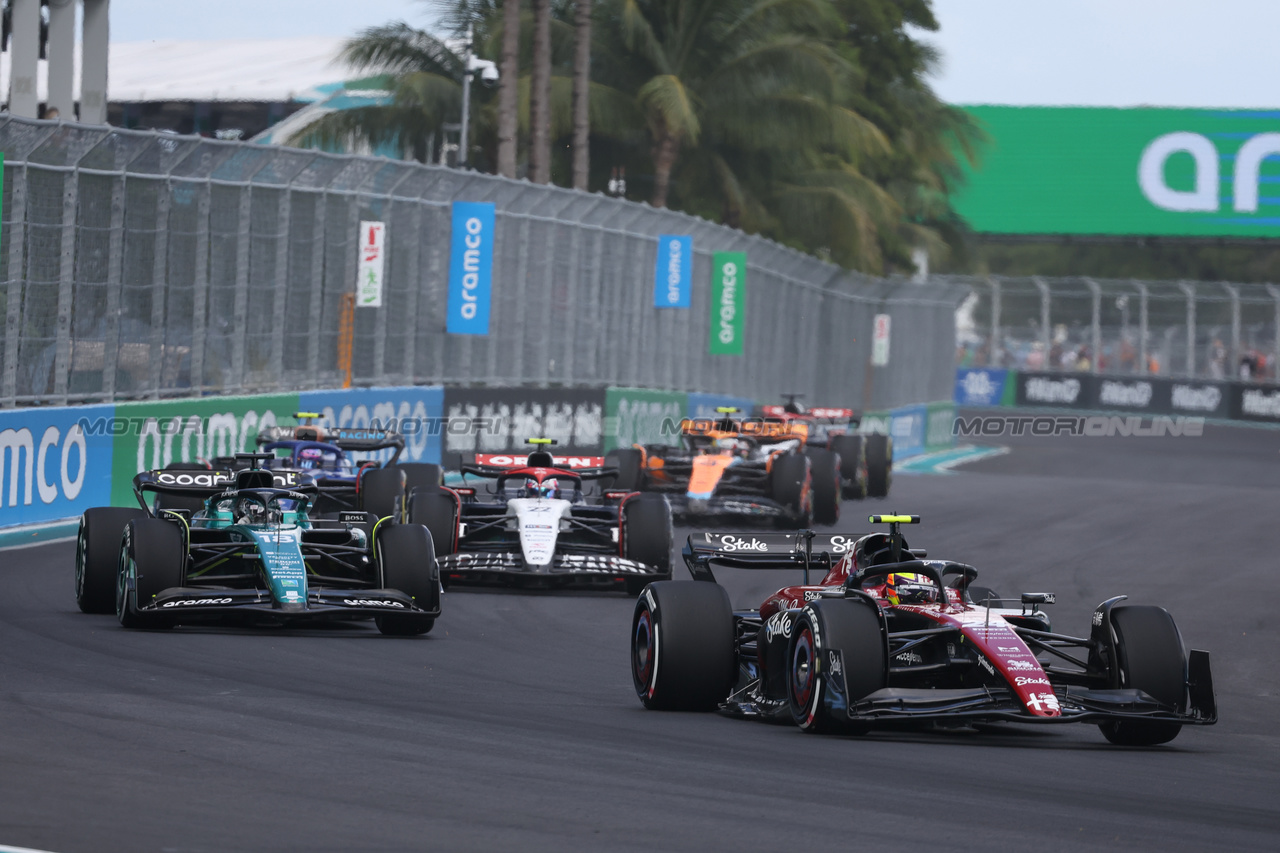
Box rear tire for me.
[622,494,672,594]
[394,463,442,499]
[865,434,892,498]
[631,581,735,711]
[830,434,866,500]
[117,518,185,629]
[76,507,146,614]
[1099,605,1186,746]
[374,524,440,636]
[359,466,407,521]
[788,598,886,734]
[807,448,840,526]
[605,448,645,492]
[408,486,460,558]
[769,452,812,526]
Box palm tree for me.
[496,0,522,177]
[571,0,593,190]
[529,0,553,183]
[289,22,464,162]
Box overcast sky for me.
[111,0,1280,109]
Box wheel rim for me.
[116,554,128,618]
[633,609,655,691]
[74,523,87,600]
[791,626,816,709]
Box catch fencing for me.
[0,115,964,412]
[952,275,1280,382]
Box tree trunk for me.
[529,0,553,184]
[496,0,521,179]
[651,132,681,208]
[571,0,592,191]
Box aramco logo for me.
[1139,131,1280,213]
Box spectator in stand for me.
[1076,346,1092,372]
[1147,353,1160,374]
[1119,338,1136,372]
[1240,351,1262,381]
[1026,341,1045,369]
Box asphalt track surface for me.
[2,423,1279,852]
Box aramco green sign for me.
[953,106,1280,238]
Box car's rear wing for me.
[256,424,404,461]
[132,467,313,513]
[459,454,619,481]
[682,531,868,583]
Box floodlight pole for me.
[459,24,474,167]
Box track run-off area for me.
[2,423,1278,852]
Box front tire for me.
[374,523,440,636]
[631,581,735,711]
[1099,605,1187,746]
[76,507,145,614]
[788,598,886,734]
[117,518,185,629]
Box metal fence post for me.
[1135,280,1149,375]
[1032,275,1051,365]
[190,181,212,395]
[1178,281,1196,377]
[305,191,327,386]
[1267,284,1280,380]
[1224,283,1240,376]
[52,170,79,403]
[2,163,28,406]
[1084,278,1101,375]
[228,185,253,393]
[147,185,172,396]
[988,277,1001,365]
[401,202,423,384]
[101,174,127,398]
[269,188,292,383]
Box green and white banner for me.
[709,251,746,355]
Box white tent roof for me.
[0,37,351,103]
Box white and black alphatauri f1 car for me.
[409,440,673,593]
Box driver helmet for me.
[524,477,560,499]
[298,447,324,469]
[885,572,937,605]
[235,497,279,526]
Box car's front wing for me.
[143,587,440,621]
[439,550,666,589]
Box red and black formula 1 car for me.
[407,439,672,593]
[631,515,1216,745]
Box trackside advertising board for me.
[710,252,746,355]
[654,235,692,308]
[447,201,496,334]
[955,106,1280,238]
[0,404,114,527]
[605,388,687,451]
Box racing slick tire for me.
[769,452,812,527]
[117,518,185,629]
[76,507,146,614]
[829,434,866,500]
[604,448,645,492]
[788,598,886,734]
[394,463,442,499]
[621,494,673,594]
[374,524,440,636]
[359,466,407,522]
[631,581,735,711]
[1099,605,1187,746]
[407,487,460,559]
[807,448,841,526]
[864,434,892,498]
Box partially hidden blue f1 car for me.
[631,515,1216,745]
[74,455,441,634]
